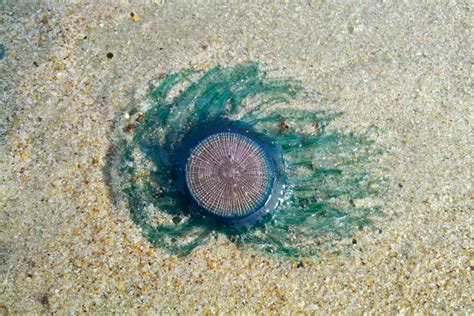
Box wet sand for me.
[0,1,472,313]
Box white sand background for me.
[0,1,472,313]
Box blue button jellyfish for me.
[106,62,386,258]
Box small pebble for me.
[208,261,217,269]
[130,12,140,22]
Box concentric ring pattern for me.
[185,132,273,219]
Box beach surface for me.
[0,1,472,313]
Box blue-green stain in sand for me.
[106,62,386,258]
[0,43,5,60]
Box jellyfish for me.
[106,62,385,258]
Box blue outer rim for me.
[174,119,286,226]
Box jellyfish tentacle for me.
[193,82,231,123]
[147,219,212,256]
[148,69,196,104]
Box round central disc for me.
[185,132,273,219]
